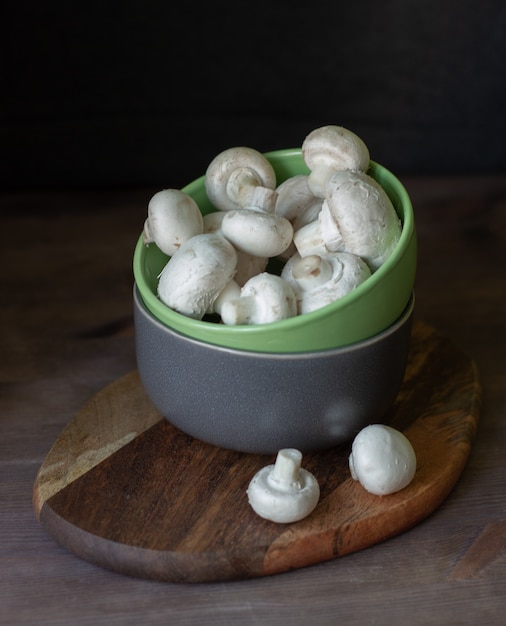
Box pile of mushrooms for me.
[143,125,402,325]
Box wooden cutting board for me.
[33,321,481,583]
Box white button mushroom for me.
[220,272,297,325]
[281,251,371,315]
[204,147,293,257]
[205,146,278,213]
[220,208,294,258]
[157,233,237,319]
[302,125,371,197]
[293,169,402,271]
[348,424,417,496]
[203,210,268,286]
[247,449,320,523]
[142,189,204,256]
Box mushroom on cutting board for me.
[157,233,237,319]
[281,251,371,315]
[205,146,278,213]
[302,125,370,197]
[247,449,320,523]
[220,273,297,325]
[348,424,417,496]
[143,189,204,256]
[293,169,402,271]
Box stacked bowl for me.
[133,149,417,454]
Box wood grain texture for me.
[450,520,506,581]
[33,321,480,582]
[32,374,161,517]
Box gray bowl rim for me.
[134,286,415,360]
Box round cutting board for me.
[33,321,480,583]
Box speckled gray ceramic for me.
[134,287,414,455]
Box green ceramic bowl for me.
[133,149,416,353]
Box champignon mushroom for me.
[143,189,204,256]
[205,146,278,213]
[302,125,371,197]
[203,210,268,286]
[220,208,294,258]
[247,448,320,523]
[281,251,371,314]
[220,272,297,325]
[293,169,402,271]
[348,424,417,496]
[157,233,237,319]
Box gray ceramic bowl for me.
[134,287,414,454]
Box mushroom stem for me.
[207,279,241,316]
[219,294,257,325]
[247,448,320,523]
[205,146,277,212]
[226,167,277,213]
[269,448,303,489]
[291,255,334,290]
[293,203,344,258]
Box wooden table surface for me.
[1,174,505,625]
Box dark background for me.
[2,0,506,191]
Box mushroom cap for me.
[157,233,237,319]
[143,189,204,256]
[293,170,401,271]
[348,424,417,496]
[205,146,277,212]
[281,251,371,315]
[302,125,370,196]
[221,209,293,258]
[324,170,401,270]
